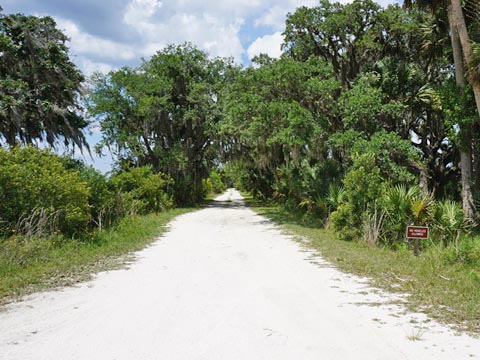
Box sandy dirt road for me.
[0,189,479,359]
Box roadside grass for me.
[245,195,480,335]
[0,208,195,305]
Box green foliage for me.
[202,178,213,197]
[215,0,479,253]
[331,153,386,237]
[381,185,428,245]
[441,237,480,267]
[222,161,250,191]
[272,159,340,220]
[208,170,227,194]
[432,200,472,249]
[440,79,479,150]
[109,166,173,215]
[0,10,88,148]
[0,147,90,236]
[346,154,385,211]
[329,130,420,184]
[0,146,176,240]
[220,55,339,182]
[78,166,116,229]
[339,74,383,133]
[326,184,346,212]
[89,43,234,204]
[329,133,420,244]
[330,203,361,241]
[58,157,117,229]
[283,0,384,86]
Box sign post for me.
[406,226,429,256]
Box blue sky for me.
[3,0,398,172]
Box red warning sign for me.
[406,226,429,239]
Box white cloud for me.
[254,0,317,30]
[123,0,163,32]
[49,0,400,75]
[125,5,245,62]
[255,6,287,30]
[77,58,113,76]
[159,0,264,18]
[141,42,167,57]
[56,18,136,61]
[247,31,283,60]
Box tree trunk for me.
[448,2,476,219]
[460,145,474,217]
[474,136,480,199]
[418,161,429,195]
[448,7,465,88]
[450,0,480,114]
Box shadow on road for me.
[206,200,246,210]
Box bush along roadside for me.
[0,146,198,304]
[245,195,480,335]
[0,147,176,239]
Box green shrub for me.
[223,161,248,190]
[272,160,340,220]
[80,166,117,229]
[432,200,471,249]
[330,203,360,241]
[60,163,116,229]
[202,178,213,197]
[381,185,419,245]
[326,183,346,213]
[208,171,226,194]
[109,166,173,215]
[332,154,384,235]
[0,147,90,236]
[343,154,385,218]
[441,237,480,266]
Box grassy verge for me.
[245,195,480,335]
[0,208,195,305]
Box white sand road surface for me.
[0,189,479,359]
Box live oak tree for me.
[0,8,88,149]
[89,44,233,204]
[283,0,395,89]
